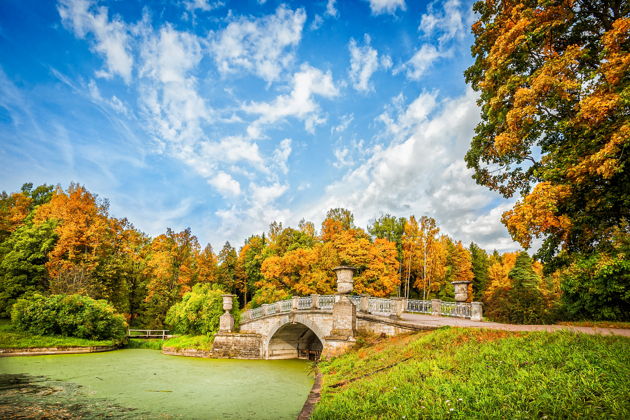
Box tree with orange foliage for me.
[465,0,629,263]
[34,184,111,297]
[144,228,200,326]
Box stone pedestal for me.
[452,281,471,302]
[359,294,370,313]
[431,299,441,316]
[219,312,234,333]
[471,302,483,321]
[311,294,320,309]
[392,297,406,319]
[219,294,235,333]
[330,295,356,336]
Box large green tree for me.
[0,220,58,317]
[465,0,629,262]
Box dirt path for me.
[400,313,630,337]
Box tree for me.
[217,242,238,294]
[145,228,200,326]
[560,229,629,321]
[470,242,490,301]
[0,220,58,317]
[465,1,630,261]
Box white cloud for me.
[183,0,223,12]
[420,0,465,45]
[366,0,406,15]
[273,138,293,175]
[332,113,354,134]
[326,0,338,17]
[243,64,339,134]
[400,0,469,81]
[305,88,519,252]
[404,44,450,80]
[58,0,133,83]
[348,35,380,92]
[210,5,306,83]
[209,171,241,196]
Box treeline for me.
[0,183,625,327]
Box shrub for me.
[11,293,127,340]
[165,283,239,336]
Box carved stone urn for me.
[332,266,355,294]
[451,281,471,303]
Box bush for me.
[11,294,127,340]
[165,283,239,336]
[560,252,630,321]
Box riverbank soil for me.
[312,327,630,419]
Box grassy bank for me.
[0,320,115,348]
[162,334,213,350]
[313,328,630,419]
[557,321,630,329]
[125,339,164,350]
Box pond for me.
[0,349,313,419]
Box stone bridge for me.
[211,267,483,360]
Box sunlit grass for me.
[313,327,630,419]
[162,334,214,350]
[0,319,114,348]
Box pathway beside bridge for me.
[400,313,630,337]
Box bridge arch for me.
[264,317,326,360]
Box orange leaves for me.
[601,17,630,86]
[502,182,572,248]
[34,184,110,280]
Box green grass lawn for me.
[0,319,115,348]
[161,334,214,350]
[313,327,630,419]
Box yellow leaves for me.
[502,182,572,248]
[601,17,630,86]
[493,132,521,156]
[577,93,620,125]
[567,123,629,182]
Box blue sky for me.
[0,0,519,251]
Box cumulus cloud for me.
[306,88,519,252]
[209,171,241,196]
[401,0,469,80]
[183,0,224,12]
[404,44,450,80]
[326,0,338,17]
[366,0,406,15]
[348,35,382,92]
[243,64,339,135]
[420,0,466,45]
[210,5,306,83]
[58,0,133,83]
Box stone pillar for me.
[328,266,357,339]
[292,296,300,310]
[219,294,235,333]
[391,297,405,319]
[452,281,471,302]
[311,294,320,309]
[471,302,483,322]
[359,294,370,313]
[331,296,356,336]
[431,299,441,316]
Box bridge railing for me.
[241,296,480,322]
[406,299,432,314]
[127,329,170,339]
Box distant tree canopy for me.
[465,0,630,262]
[3,181,624,327]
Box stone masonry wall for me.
[211,332,262,359]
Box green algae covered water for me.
[0,349,313,419]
